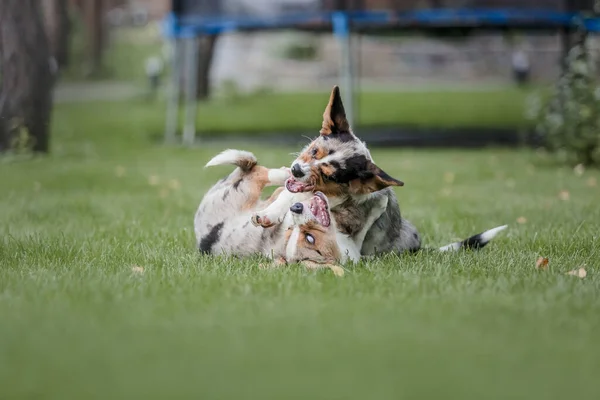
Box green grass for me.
[1,100,600,399]
[56,86,537,140]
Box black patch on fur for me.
[199,222,224,254]
[222,190,230,201]
[316,250,323,256]
[330,160,341,170]
[413,233,419,240]
[332,131,355,143]
[329,154,371,183]
[232,178,243,191]
[461,233,488,250]
[242,221,249,229]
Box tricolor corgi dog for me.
[251,86,507,254]
[194,150,385,275]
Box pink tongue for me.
[286,178,307,193]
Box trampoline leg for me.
[183,36,199,146]
[333,12,355,128]
[165,38,182,144]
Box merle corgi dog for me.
[250,86,507,255]
[194,150,386,275]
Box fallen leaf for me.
[526,165,535,175]
[516,216,527,224]
[169,179,181,190]
[131,265,145,274]
[536,257,549,270]
[558,190,570,201]
[444,172,455,184]
[148,175,160,186]
[587,177,597,187]
[574,164,585,176]
[567,267,587,278]
[115,166,126,177]
[329,265,345,277]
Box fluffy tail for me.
[205,149,257,172]
[438,225,508,252]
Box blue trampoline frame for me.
[162,7,600,145]
[163,8,600,37]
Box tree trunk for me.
[0,0,55,153]
[83,0,105,75]
[42,0,72,68]
[196,34,219,100]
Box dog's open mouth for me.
[309,192,330,227]
[285,177,314,193]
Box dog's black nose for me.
[290,203,303,214]
[291,163,305,178]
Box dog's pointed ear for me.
[349,161,404,194]
[320,86,350,136]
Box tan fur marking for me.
[308,167,345,198]
[241,166,270,209]
[320,163,335,177]
[298,224,341,262]
[299,147,313,163]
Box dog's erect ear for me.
[320,86,350,136]
[349,161,404,194]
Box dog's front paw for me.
[251,214,276,228]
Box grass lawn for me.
[56,86,537,140]
[1,100,599,399]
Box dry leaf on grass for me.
[587,177,597,187]
[516,216,527,224]
[444,172,455,184]
[329,265,345,277]
[131,265,145,274]
[440,188,452,197]
[535,257,549,270]
[169,179,181,190]
[567,267,587,278]
[148,175,160,186]
[558,190,570,201]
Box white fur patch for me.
[267,169,290,185]
[205,149,256,168]
[438,242,462,252]
[480,225,508,242]
[286,227,300,261]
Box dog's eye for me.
[305,233,315,245]
[311,148,318,158]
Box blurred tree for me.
[196,35,219,100]
[42,0,72,68]
[0,0,55,153]
[83,0,105,75]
